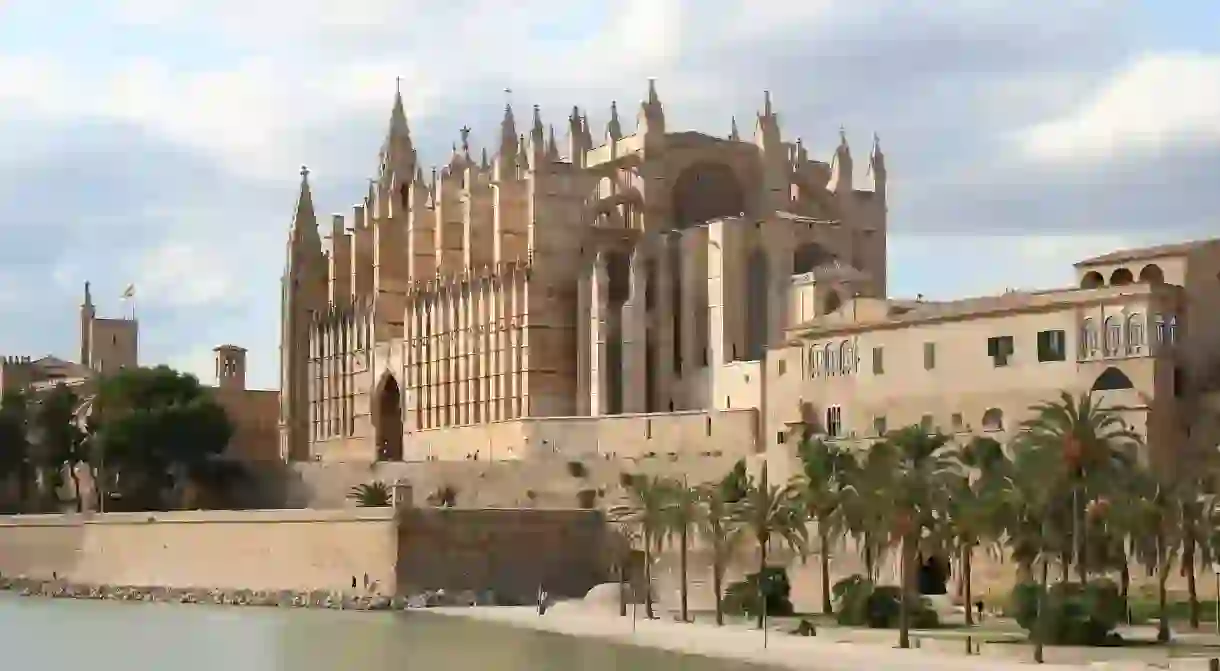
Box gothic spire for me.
[729,116,740,141]
[606,101,622,141]
[500,103,518,157]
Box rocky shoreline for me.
[0,576,493,611]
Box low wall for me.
[0,507,610,604]
[397,508,608,604]
[0,509,398,594]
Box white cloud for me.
[1020,53,1220,162]
[132,241,237,309]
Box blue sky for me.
[0,0,1218,389]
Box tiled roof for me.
[1075,239,1220,266]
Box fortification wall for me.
[397,508,607,603]
[0,509,398,593]
[283,453,759,510]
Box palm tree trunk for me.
[755,540,768,630]
[1157,539,1170,644]
[864,538,875,580]
[819,526,832,615]
[1186,544,1200,630]
[69,464,82,513]
[963,545,974,626]
[1120,561,1131,624]
[713,555,724,626]
[898,534,913,649]
[644,532,655,620]
[1035,558,1049,664]
[617,561,627,617]
[679,527,689,622]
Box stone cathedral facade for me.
[279,81,887,463]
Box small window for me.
[1103,316,1122,356]
[777,359,786,376]
[776,431,785,445]
[981,408,1004,432]
[1037,329,1066,362]
[873,416,887,436]
[951,412,964,431]
[1126,314,1144,354]
[645,420,652,439]
[826,406,843,438]
[706,417,712,436]
[923,342,936,370]
[920,414,934,433]
[871,347,884,375]
[987,336,1014,367]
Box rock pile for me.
[0,576,492,611]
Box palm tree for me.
[663,477,701,623]
[794,437,853,615]
[609,474,673,619]
[732,462,807,629]
[697,479,743,626]
[348,481,392,507]
[1018,391,1142,585]
[841,444,893,580]
[1175,475,1215,630]
[946,436,1010,625]
[872,425,960,649]
[1001,433,1068,664]
[1129,473,1183,643]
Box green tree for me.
[663,478,700,623]
[841,444,894,580]
[29,384,85,512]
[1018,391,1141,585]
[794,437,854,615]
[871,426,960,649]
[609,474,673,619]
[90,366,234,510]
[697,477,743,626]
[1129,473,1184,643]
[732,462,807,629]
[948,436,1008,625]
[348,481,392,507]
[0,389,30,511]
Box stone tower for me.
[214,344,247,391]
[279,167,327,462]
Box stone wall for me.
[397,508,607,603]
[0,509,397,593]
[0,507,610,604]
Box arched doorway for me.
[376,374,404,461]
[671,162,746,228]
[917,554,949,595]
[1091,366,1135,392]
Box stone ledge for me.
[0,576,494,611]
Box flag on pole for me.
[121,284,135,299]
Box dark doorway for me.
[377,375,404,461]
[917,554,949,595]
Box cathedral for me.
[279,81,887,463]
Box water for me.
[0,596,772,670]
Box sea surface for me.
[0,595,772,670]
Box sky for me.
[0,0,1218,390]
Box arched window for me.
[1080,318,1099,358]
[981,408,1004,432]
[1126,314,1144,354]
[839,341,854,375]
[809,346,822,377]
[1168,316,1178,344]
[824,344,836,376]
[1154,314,1166,344]
[1103,316,1122,356]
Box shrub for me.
[567,460,588,478]
[576,489,597,509]
[832,574,940,629]
[722,567,795,618]
[347,481,392,507]
[426,484,458,508]
[1011,579,1123,646]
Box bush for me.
[1011,579,1123,646]
[832,574,940,629]
[722,567,795,618]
